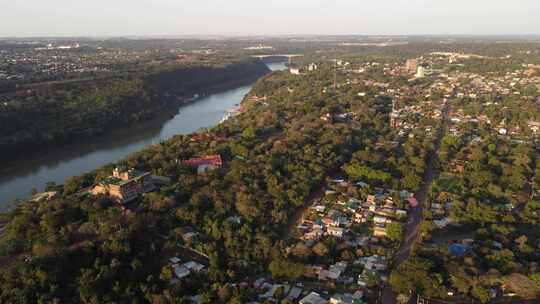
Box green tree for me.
[386,223,403,243]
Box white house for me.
[290,68,301,75]
[373,216,391,224]
[183,261,205,272]
[327,226,345,238]
[173,265,190,279]
[300,292,328,304]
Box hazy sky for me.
[1,0,539,37]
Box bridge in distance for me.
[251,54,303,64]
[250,54,303,59]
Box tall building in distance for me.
[415,66,425,78]
[405,59,418,74]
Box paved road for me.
[381,103,449,304]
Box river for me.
[0,61,287,209]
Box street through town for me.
[381,102,449,304]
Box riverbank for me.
[0,62,270,168]
[0,59,270,164]
[0,62,286,208]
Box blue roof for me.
[449,244,471,257]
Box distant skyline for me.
[1,0,539,37]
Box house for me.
[183,155,223,174]
[399,190,414,199]
[528,121,540,134]
[347,236,369,248]
[449,243,472,257]
[356,181,369,188]
[91,168,154,203]
[373,226,387,237]
[322,217,336,226]
[183,261,205,272]
[395,209,407,217]
[357,276,368,288]
[327,226,345,238]
[31,191,58,202]
[182,231,199,242]
[373,216,391,224]
[433,217,452,229]
[189,295,203,304]
[308,63,319,71]
[290,68,302,75]
[330,294,354,304]
[330,292,364,304]
[305,265,324,278]
[358,255,387,271]
[260,284,290,299]
[287,287,303,300]
[299,292,328,304]
[304,228,324,241]
[173,265,190,279]
[313,219,325,229]
[313,205,326,213]
[253,278,266,289]
[328,261,348,280]
[354,212,367,223]
[319,269,331,281]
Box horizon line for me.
[2,33,540,40]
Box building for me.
[287,287,303,300]
[405,59,418,74]
[373,216,391,224]
[31,191,58,202]
[182,155,223,174]
[91,168,154,203]
[173,265,190,279]
[329,292,364,304]
[373,225,387,237]
[290,68,302,75]
[528,121,540,134]
[327,226,345,238]
[300,292,328,304]
[449,243,472,257]
[415,66,425,78]
[358,255,387,271]
[183,261,205,272]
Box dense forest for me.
[0,59,270,162]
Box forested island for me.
[0,58,270,162]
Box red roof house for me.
[182,155,223,174]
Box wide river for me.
[0,62,287,209]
